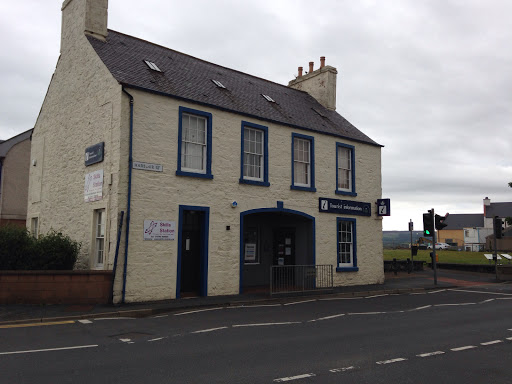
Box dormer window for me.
[144,60,161,72]
[211,79,226,89]
[262,94,275,103]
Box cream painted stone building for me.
[27,0,385,303]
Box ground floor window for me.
[31,217,38,239]
[94,209,106,269]
[337,218,358,272]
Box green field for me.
[383,249,503,265]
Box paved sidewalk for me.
[0,269,504,326]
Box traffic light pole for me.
[432,208,437,285]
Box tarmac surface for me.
[1,268,508,326]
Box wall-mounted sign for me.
[133,161,163,172]
[144,220,175,240]
[244,243,257,261]
[377,199,391,216]
[84,169,103,202]
[319,197,371,217]
[85,142,104,166]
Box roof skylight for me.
[211,79,226,89]
[262,94,275,103]
[144,60,161,72]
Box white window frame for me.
[94,209,106,269]
[337,146,352,192]
[293,137,311,187]
[181,113,207,174]
[243,127,264,182]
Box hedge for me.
[0,225,81,270]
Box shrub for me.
[0,226,81,270]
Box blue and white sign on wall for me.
[376,199,391,216]
[319,198,371,217]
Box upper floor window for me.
[336,142,356,196]
[291,133,316,192]
[176,107,213,179]
[240,121,269,186]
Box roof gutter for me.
[121,88,134,304]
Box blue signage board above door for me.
[377,198,391,216]
[319,197,371,217]
[85,142,104,166]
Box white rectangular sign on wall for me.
[84,169,104,202]
[144,220,175,240]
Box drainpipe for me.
[110,210,124,303]
[122,88,134,304]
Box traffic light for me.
[423,211,434,237]
[435,214,447,230]
[494,217,504,239]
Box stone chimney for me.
[288,56,338,111]
[61,0,108,53]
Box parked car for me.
[427,243,451,249]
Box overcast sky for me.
[0,0,511,230]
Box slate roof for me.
[485,203,512,218]
[87,31,380,147]
[441,213,484,230]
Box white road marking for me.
[408,305,432,311]
[274,373,316,382]
[496,297,512,300]
[93,317,134,321]
[127,342,135,344]
[191,326,228,334]
[119,338,131,342]
[78,319,92,324]
[365,294,389,299]
[148,337,165,342]
[329,366,355,373]
[233,322,301,327]
[479,299,495,304]
[308,314,345,322]
[319,297,363,301]
[284,299,317,306]
[174,308,223,316]
[409,292,427,295]
[376,358,407,365]
[227,304,282,309]
[428,289,446,294]
[451,289,512,296]
[481,340,503,346]
[417,351,445,357]
[451,345,477,352]
[348,311,386,315]
[151,314,169,318]
[506,337,512,341]
[0,344,98,356]
[434,303,476,307]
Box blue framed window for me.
[176,106,213,179]
[239,121,269,186]
[336,142,356,196]
[291,133,316,192]
[336,217,358,272]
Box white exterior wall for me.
[27,0,123,270]
[121,89,383,302]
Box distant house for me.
[484,197,512,251]
[437,213,490,251]
[27,0,384,303]
[0,129,32,228]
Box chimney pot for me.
[320,56,325,68]
[309,61,314,73]
[298,66,303,77]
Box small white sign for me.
[245,243,257,261]
[144,220,175,240]
[133,161,163,172]
[84,169,103,202]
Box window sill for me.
[239,179,270,187]
[335,190,357,197]
[336,267,359,272]
[290,185,316,192]
[176,170,213,179]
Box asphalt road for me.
[2,284,512,384]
